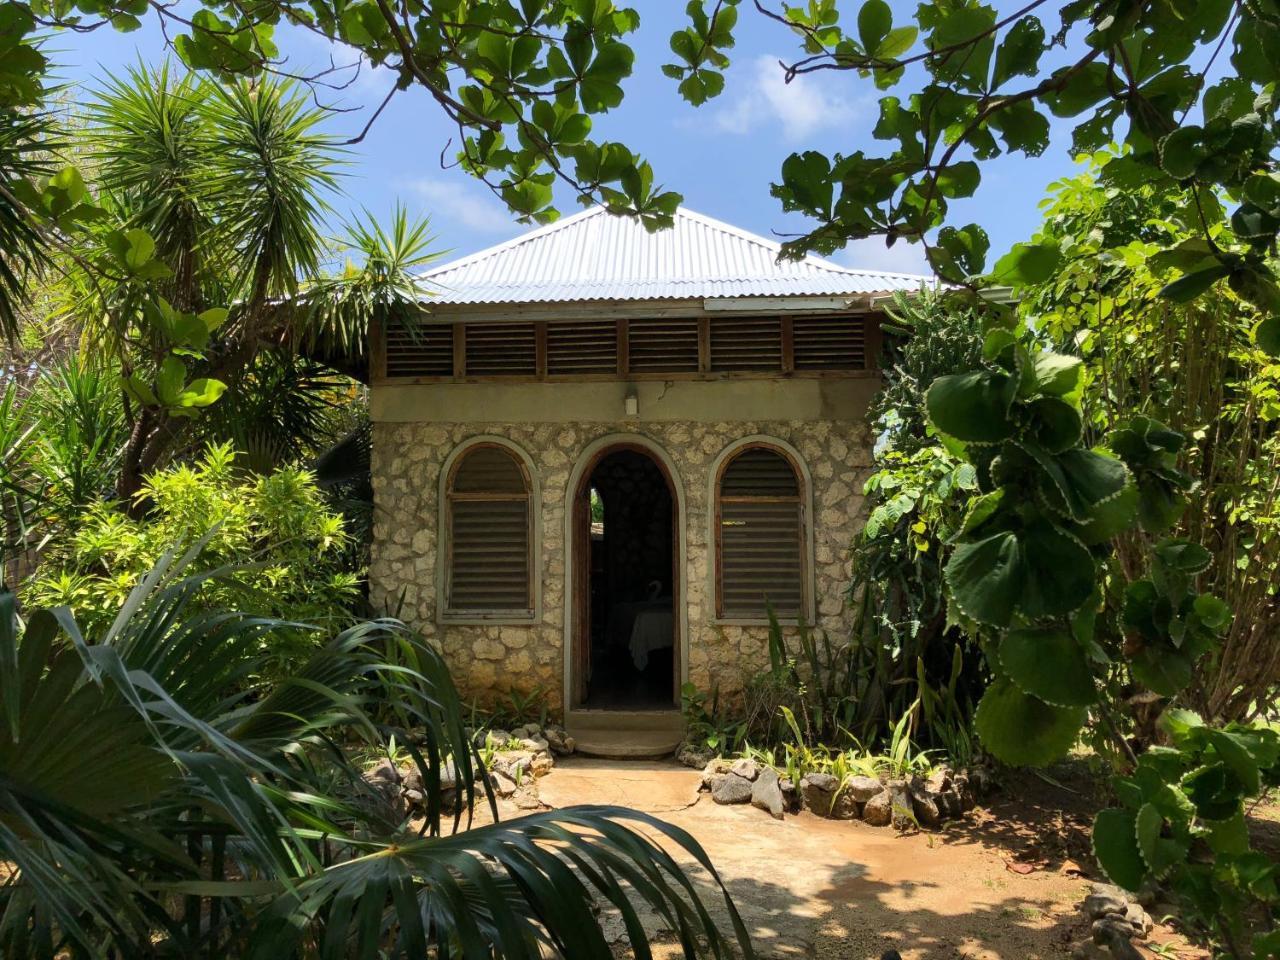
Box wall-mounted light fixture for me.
[624,387,639,417]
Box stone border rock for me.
[1070,883,1154,960]
[361,721,575,818]
[697,758,984,829]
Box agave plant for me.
[0,551,752,958]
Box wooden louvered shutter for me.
[792,316,866,370]
[627,319,700,372]
[464,323,537,376]
[717,447,804,619]
[385,318,454,377]
[446,446,532,614]
[547,320,618,375]
[709,317,782,372]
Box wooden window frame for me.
[711,440,812,625]
[439,439,538,624]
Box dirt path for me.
[528,758,1163,960]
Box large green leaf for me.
[1026,397,1083,453]
[1033,448,1130,523]
[990,16,1045,89]
[925,370,1016,443]
[999,626,1096,707]
[975,679,1086,767]
[945,531,1022,626]
[1025,352,1082,398]
[1074,481,1139,545]
[1131,645,1193,697]
[1093,808,1147,891]
[991,239,1060,286]
[1017,521,1095,620]
[1135,802,1188,877]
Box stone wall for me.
[369,418,874,716]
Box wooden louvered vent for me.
[710,317,782,372]
[792,316,866,370]
[717,447,804,618]
[464,323,537,376]
[385,318,454,377]
[627,318,700,373]
[446,446,532,614]
[547,320,618,375]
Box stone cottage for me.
[368,206,926,752]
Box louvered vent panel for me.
[547,320,617,375]
[721,448,800,496]
[451,447,527,494]
[719,448,803,618]
[720,501,803,617]
[385,319,453,377]
[464,323,537,376]
[447,446,532,612]
[628,319,700,373]
[709,317,782,372]
[792,316,865,370]
[448,500,530,610]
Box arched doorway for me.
[569,443,680,710]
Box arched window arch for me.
[714,443,807,620]
[444,442,534,616]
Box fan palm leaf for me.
[0,554,754,959]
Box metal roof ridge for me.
[416,205,609,281]
[413,202,938,288]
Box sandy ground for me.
[510,758,1201,960]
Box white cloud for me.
[712,54,858,141]
[405,177,515,235]
[839,236,934,277]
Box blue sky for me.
[51,3,1117,275]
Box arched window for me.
[445,444,533,614]
[715,445,805,619]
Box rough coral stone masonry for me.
[369,418,873,714]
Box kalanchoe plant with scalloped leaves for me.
[923,321,1226,767]
[922,315,1280,957]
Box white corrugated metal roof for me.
[416,206,931,306]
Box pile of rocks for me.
[699,759,979,829]
[1071,883,1154,960]
[476,722,573,804]
[360,722,577,818]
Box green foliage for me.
[1,357,127,568]
[24,442,358,670]
[1020,155,1280,724]
[681,681,746,757]
[1094,710,1280,953]
[0,560,752,959]
[845,290,986,751]
[923,162,1280,957]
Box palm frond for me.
[297,204,440,371]
[86,61,212,311]
[0,108,60,340]
[201,79,341,316]
[0,554,755,959]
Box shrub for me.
[24,441,358,671]
[843,289,988,749]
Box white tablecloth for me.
[630,607,674,670]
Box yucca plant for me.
[0,551,752,958]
